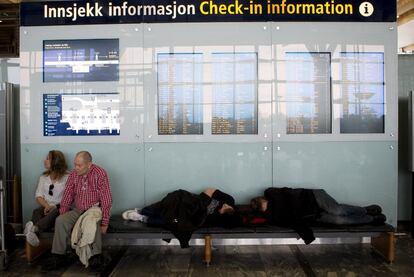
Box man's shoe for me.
[88,254,111,271]
[372,214,386,225]
[41,254,67,271]
[364,205,382,215]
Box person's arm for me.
[98,169,112,233]
[36,196,56,214]
[203,188,216,198]
[59,173,75,215]
[34,176,54,213]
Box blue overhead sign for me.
[21,0,396,26]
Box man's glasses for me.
[48,184,54,196]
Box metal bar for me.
[5,83,13,222]
[6,83,13,181]
[0,167,5,252]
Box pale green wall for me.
[20,22,399,226]
[21,141,398,226]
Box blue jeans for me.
[313,189,373,225]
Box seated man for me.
[43,151,112,271]
[122,188,236,247]
[250,187,386,244]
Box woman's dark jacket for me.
[144,189,212,248]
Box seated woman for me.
[122,188,236,247]
[250,187,386,245]
[24,150,69,246]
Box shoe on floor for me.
[364,204,382,215]
[26,231,40,247]
[88,254,111,271]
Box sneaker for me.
[122,208,139,220]
[364,205,382,215]
[26,231,40,247]
[24,221,34,235]
[122,208,146,222]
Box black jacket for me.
[145,189,211,248]
[264,187,320,244]
[202,189,239,228]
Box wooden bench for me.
[26,215,396,265]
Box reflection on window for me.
[285,52,331,134]
[212,53,258,134]
[340,52,384,133]
[157,53,203,135]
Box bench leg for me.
[371,232,395,263]
[204,235,212,266]
[26,237,52,263]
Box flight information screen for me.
[340,52,384,133]
[43,39,119,82]
[211,53,258,135]
[157,53,203,135]
[284,52,331,134]
[43,93,120,136]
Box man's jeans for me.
[313,189,373,225]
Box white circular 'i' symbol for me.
[359,2,374,17]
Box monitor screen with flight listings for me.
[43,39,119,82]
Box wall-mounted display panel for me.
[43,39,119,82]
[212,52,258,135]
[273,22,397,141]
[43,93,120,136]
[20,25,144,144]
[144,23,272,143]
[157,53,203,135]
[339,52,385,133]
[283,52,331,134]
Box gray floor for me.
[2,233,414,277]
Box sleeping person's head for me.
[250,196,268,212]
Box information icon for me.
[359,2,374,17]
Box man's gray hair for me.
[76,151,93,163]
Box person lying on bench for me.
[42,151,112,271]
[24,150,69,247]
[122,188,236,248]
[250,187,386,245]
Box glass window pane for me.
[157,53,203,135]
[212,53,258,135]
[285,52,332,134]
[340,52,384,133]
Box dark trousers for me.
[313,189,373,225]
[31,205,60,232]
[141,207,166,226]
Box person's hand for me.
[100,225,108,234]
[44,204,56,215]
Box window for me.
[339,52,384,133]
[284,52,331,134]
[211,53,258,135]
[157,53,203,135]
